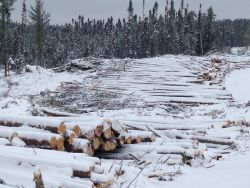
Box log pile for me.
[0,115,158,187]
[0,115,157,155]
[97,117,246,169]
[0,114,247,186]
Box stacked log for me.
[0,115,156,155]
[0,115,158,187]
[0,115,66,134]
[63,119,156,153]
[0,126,64,150]
[120,130,156,144]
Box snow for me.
[225,68,250,103]
[168,151,250,188]
[0,65,86,115]
[1,52,250,187]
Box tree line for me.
[1,0,250,75]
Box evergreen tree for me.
[0,0,16,76]
[30,0,50,67]
[203,7,216,54]
[195,4,203,55]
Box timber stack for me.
[0,114,156,188]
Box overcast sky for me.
[12,0,250,24]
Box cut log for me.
[93,137,101,150]
[64,130,76,145]
[0,126,63,150]
[11,136,26,147]
[120,130,155,144]
[0,115,66,134]
[40,107,81,117]
[0,145,100,164]
[101,141,112,152]
[58,119,124,139]
[135,131,156,142]
[0,150,93,178]
[111,119,126,137]
[95,125,103,138]
[110,140,117,151]
[33,169,45,188]
[91,173,114,188]
[65,138,94,156]
[117,136,125,146]
[18,131,63,150]
[173,132,234,146]
[0,127,18,140]
[96,152,183,165]
[102,120,113,139]
[93,165,105,174]
[77,125,103,139]
[48,176,94,188]
[0,138,10,146]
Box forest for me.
[1,0,250,73]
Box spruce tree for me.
[0,0,16,76]
[195,4,203,55]
[30,0,50,67]
[203,7,216,54]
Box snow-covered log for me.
[0,151,93,178]
[64,130,76,145]
[40,108,82,117]
[0,138,11,146]
[0,126,64,150]
[102,120,113,139]
[119,130,155,144]
[0,145,99,164]
[18,131,64,150]
[65,138,94,156]
[172,132,235,146]
[0,115,66,134]
[90,173,114,188]
[11,136,26,147]
[33,169,45,188]
[49,177,94,188]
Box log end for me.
[73,125,82,137]
[50,136,58,149]
[57,137,65,151]
[58,122,66,135]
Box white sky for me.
[12,0,250,24]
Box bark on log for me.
[0,126,64,150]
[65,138,94,156]
[0,115,66,134]
[18,131,64,150]
[117,136,125,146]
[64,130,76,145]
[120,130,155,144]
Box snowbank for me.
[225,68,250,103]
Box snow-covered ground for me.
[1,52,250,187]
[0,65,86,115]
[225,68,250,103]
